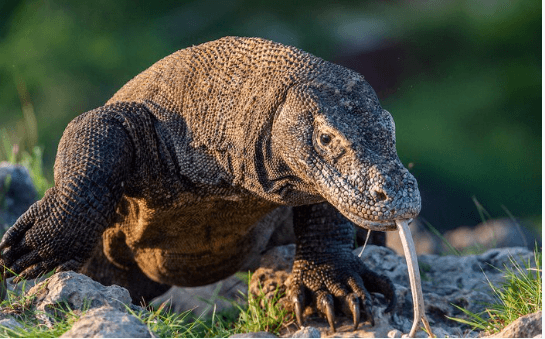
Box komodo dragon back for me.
[106,37,331,203]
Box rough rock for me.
[485,311,542,338]
[291,326,321,338]
[230,331,278,338]
[387,329,402,338]
[27,271,132,314]
[250,268,290,304]
[0,317,24,334]
[0,241,537,338]
[60,306,152,338]
[358,245,534,337]
[0,162,37,230]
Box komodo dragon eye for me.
[313,129,345,162]
[319,134,332,145]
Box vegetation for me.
[0,276,79,338]
[448,246,542,335]
[0,272,293,338]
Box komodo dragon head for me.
[271,67,421,231]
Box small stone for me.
[400,330,429,338]
[485,311,542,338]
[27,271,132,313]
[60,306,151,338]
[431,327,458,338]
[292,326,321,338]
[387,329,402,338]
[229,331,278,338]
[0,317,23,333]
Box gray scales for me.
[0,37,421,331]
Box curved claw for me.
[348,294,360,331]
[288,282,306,328]
[346,276,375,327]
[324,298,336,332]
[293,296,304,327]
[316,292,336,332]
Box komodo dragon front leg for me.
[0,104,135,279]
[290,203,395,331]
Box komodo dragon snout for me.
[273,78,421,231]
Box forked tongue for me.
[395,219,434,338]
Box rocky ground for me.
[0,244,540,338]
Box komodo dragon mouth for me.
[345,213,397,231]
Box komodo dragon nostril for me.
[372,189,388,202]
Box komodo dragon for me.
[0,37,421,330]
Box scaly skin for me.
[0,37,420,330]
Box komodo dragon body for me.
[0,37,421,330]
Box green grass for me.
[129,272,292,337]
[17,146,51,199]
[448,245,542,335]
[0,305,84,338]
[0,272,293,338]
[232,278,293,335]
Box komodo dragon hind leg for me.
[80,238,170,305]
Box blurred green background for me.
[0,0,541,233]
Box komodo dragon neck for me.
[106,37,325,205]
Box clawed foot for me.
[0,187,102,282]
[287,253,395,332]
